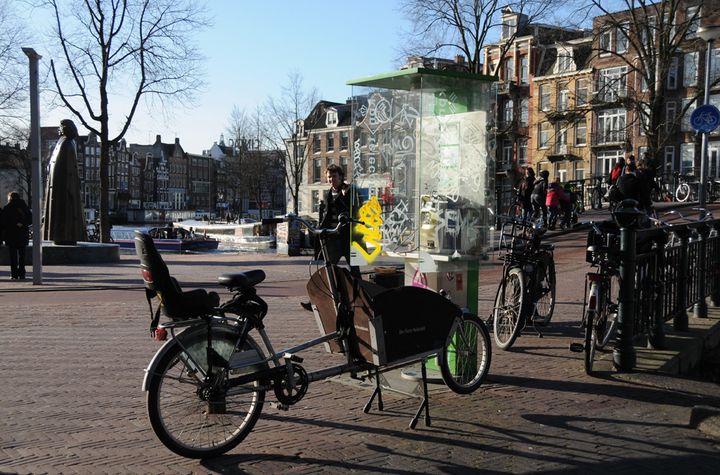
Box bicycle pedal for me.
[269,401,289,411]
[569,343,584,353]
[283,353,304,363]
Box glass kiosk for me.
[347,68,496,315]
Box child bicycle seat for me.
[134,231,220,330]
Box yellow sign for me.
[352,196,383,263]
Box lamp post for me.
[696,25,720,217]
[22,47,42,285]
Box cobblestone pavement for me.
[1,209,720,474]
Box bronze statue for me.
[43,119,86,245]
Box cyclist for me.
[519,167,535,221]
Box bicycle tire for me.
[147,328,266,459]
[591,189,602,210]
[492,267,525,350]
[595,274,619,349]
[584,306,598,375]
[439,313,492,394]
[533,253,556,325]
[676,183,691,202]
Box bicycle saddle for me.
[218,270,266,291]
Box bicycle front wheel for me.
[147,329,267,459]
[439,313,491,394]
[533,253,556,325]
[591,189,602,209]
[493,267,525,350]
[676,183,691,202]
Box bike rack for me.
[362,359,433,429]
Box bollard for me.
[674,228,690,331]
[693,225,709,319]
[612,200,642,372]
[648,232,666,350]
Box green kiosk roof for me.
[346,67,496,91]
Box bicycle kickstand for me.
[531,319,544,338]
[363,367,384,413]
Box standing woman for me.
[0,192,32,280]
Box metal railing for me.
[594,209,720,371]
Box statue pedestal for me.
[0,241,120,265]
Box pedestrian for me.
[546,181,570,230]
[519,167,535,221]
[301,164,358,311]
[610,158,623,184]
[621,154,636,176]
[531,169,549,227]
[615,162,652,213]
[0,192,32,280]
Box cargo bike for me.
[135,214,491,459]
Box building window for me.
[711,48,720,84]
[518,139,528,165]
[312,190,320,212]
[557,82,569,111]
[519,98,529,126]
[502,16,517,40]
[519,56,529,84]
[313,158,321,182]
[680,143,694,174]
[341,156,348,177]
[327,132,334,151]
[667,56,678,90]
[557,54,573,73]
[597,108,626,144]
[686,6,700,39]
[502,140,513,166]
[640,16,656,49]
[326,109,338,127]
[666,101,677,133]
[681,98,697,132]
[664,146,675,174]
[684,52,698,87]
[639,104,650,136]
[340,131,349,150]
[575,79,588,106]
[555,125,568,153]
[502,99,514,126]
[597,150,623,176]
[598,67,627,102]
[599,29,613,54]
[575,120,587,146]
[617,23,629,53]
[539,84,551,111]
[538,122,551,148]
[313,135,321,153]
[504,57,515,82]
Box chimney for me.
[175,137,180,145]
[155,134,161,144]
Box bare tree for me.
[47,0,207,241]
[400,0,563,74]
[578,0,718,169]
[265,72,318,214]
[0,0,29,134]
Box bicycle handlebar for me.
[262,213,370,237]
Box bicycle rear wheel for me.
[591,189,602,210]
[493,267,525,350]
[584,307,598,374]
[439,313,491,394]
[147,328,267,458]
[533,253,556,325]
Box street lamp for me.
[696,25,720,217]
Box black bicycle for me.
[490,216,556,350]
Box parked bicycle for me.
[588,176,605,210]
[135,213,491,458]
[569,222,620,374]
[489,216,556,350]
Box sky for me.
[31,0,411,155]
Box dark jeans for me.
[8,245,26,279]
[325,238,360,278]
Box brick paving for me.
[1,209,720,474]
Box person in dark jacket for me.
[615,163,652,212]
[320,164,358,274]
[0,192,32,280]
[531,169,549,227]
[519,167,535,220]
